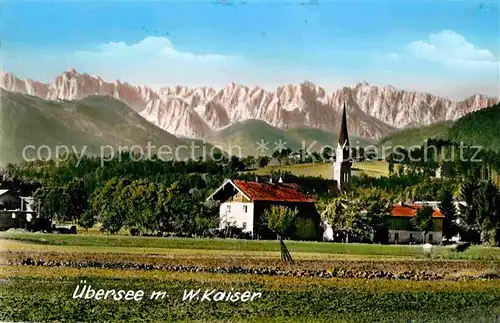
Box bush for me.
[292,217,320,241]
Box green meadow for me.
[1,232,499,322]
[253,160,389,179]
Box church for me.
[325,107,445,244]
[333,104,352,192]
[322,104,353,241]
[208,104,352,241]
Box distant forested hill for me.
[377,121,452,148]
[0,90,210,166]
[448,103,500,151]
[212,119,376,156]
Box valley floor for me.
[1,232,499,322]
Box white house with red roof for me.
[207,179,322,240]
[322,202,446,244]
[388,203,445,244]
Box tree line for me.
[2,153,323,237]
[318,175,500,246]
[2,143,499,245]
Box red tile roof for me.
[391,204,444,218]
[233,180,315,203]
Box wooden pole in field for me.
[280,237,293,263]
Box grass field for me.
[253,160,389,179]
[1,232,499,322]
[4,232,500,259]
[2,267,500,323]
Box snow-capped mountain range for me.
[1,69,497,140]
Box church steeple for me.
[333,103,352,192]
[338,103,349,147]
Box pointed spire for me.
[338,103,349,147]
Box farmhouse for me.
[389,203,444,244]
[207,178,323,240]
[0,189,21,210]
[0,189,47,231]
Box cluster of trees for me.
[320,176,500,246]
[379,138,500,245]
[352,171,459,204]
[30,176,221,236]
[319,188,392,243]
[84,179,219,236]
[34,179,88,222]
[3,154,251,235]
[6,153,240,188]
[456,180,500,245]
[2,153,327,237]
[3,141,499,245]
[271,146,369,166]
[387,139,500,182]
[238,155,272,169]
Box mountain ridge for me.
[0,90,215,166]
[1,69,498,141]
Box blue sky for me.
[2,0,499,99]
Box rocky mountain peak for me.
[1,70,498,141]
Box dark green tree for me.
[321,146,333,161]
[64,179,89,222]
[272,148,292,166]
[388,160,395,176]
[411,205,434,243]
[89,178,130,234]
[474,180,500,245]
[458,179,480,232]
[263,205,298,262]
[242,156,256,169]
[258,156,271,168]
[228,156,245,172]
[439,190,458,239]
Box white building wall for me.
[323,219,443,244]
[322,219,334,241]
[333,144,343,187]
[388,230,442,244]
[219,202,254,234]
[20,197,34,212]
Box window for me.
[409,233,413,241]
[243,205,248,213]
[394,233,399,241]
[226,205,231,213]
[428,234,433,242]
[242,222,247,230]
